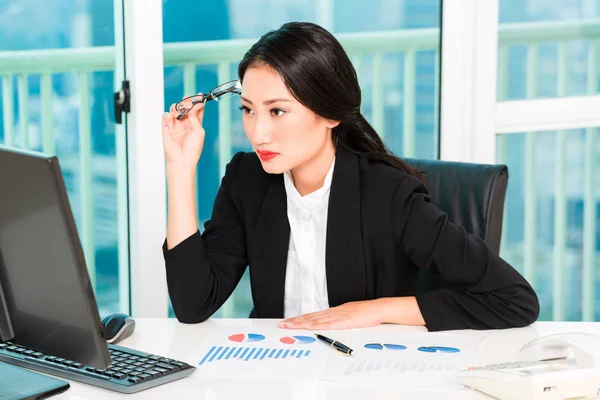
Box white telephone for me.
[457,333,600,400]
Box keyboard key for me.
[156,363,178,371]
[113,373,127,380]
[145,369,162,378]
[139,373,152,381]
[170,361,187,368]
[154,367,170,375]
[128,377,143,384]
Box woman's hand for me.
[278,297,425,330]
[162,102,206,168]
[278,300,385,330]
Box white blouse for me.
[282,159,335,318]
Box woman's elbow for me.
[502,285,540,328]
[172,305,212,324]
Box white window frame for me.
[439,0,499,164]
[123,0,168,317]
[441,0,600,323]
[441,0,600,159]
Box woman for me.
[162,22,539,332]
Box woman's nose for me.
[253,117,273,144]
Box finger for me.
[279,313,333,329]
[186,102,205,132]
[169,103,180,118]
[280,312,325,326]
[162,112,174,131]
[285,309,329,322]
[303,320,346,330]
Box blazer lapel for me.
[326,147,367,306]
[251,174,289,317]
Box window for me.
[497,128,599,321]
[161,0,442,317]
[0,1,129,316]
[498,0,600,100]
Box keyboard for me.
[0,341,196,394]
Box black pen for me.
[314,333,354,356]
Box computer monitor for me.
[0,146,111,369]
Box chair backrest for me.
[405,158,509,292]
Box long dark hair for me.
[238,22,424,182]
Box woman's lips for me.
[256,150,279,161]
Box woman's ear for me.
[325,119,341,129]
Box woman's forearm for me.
[166,163,199,249]
[376,297,426,326]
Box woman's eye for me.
[238,105,253,114]
[271,108,286,117]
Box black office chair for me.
[405,158,509,293]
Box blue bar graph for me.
[199,346,216,365]
[225,347,236,359]
[240,348,249,359]
[198,346,314,366]
[209,346,222,363]
[245,348,256,361]
[253,348,262,359]
[260,349,268,360]
[217,347,228,360]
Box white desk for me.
[54,319,600,400]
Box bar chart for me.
[199,346,312,365]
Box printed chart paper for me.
[192,327,328,380]
[320,331,480,390]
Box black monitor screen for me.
[0,146,111,369]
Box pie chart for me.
[364,343,407,350]
[228,333,266,343]
[280,335,316,345]
[417,346,460,353]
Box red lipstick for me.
[256,150,279,161]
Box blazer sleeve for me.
[162,152,248,323]
[391,176,540,331]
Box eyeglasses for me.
[175,80,242,120]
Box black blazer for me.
[163,146,540,331]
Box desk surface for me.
[52,319,600,400]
